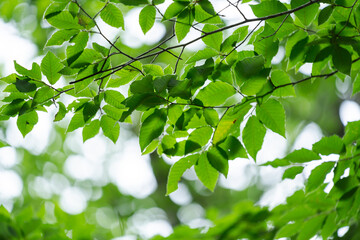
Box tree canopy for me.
[1,0,360,239]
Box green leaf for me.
[162,2,189,20]
[194,4,222,24]
[329,176,359,199]
[32,87,55,107]
[100,115,120,143]
[321,212,338,239]
[291,0,319,26]
[198,0,216,15]
[202,24,222,51]
[44,1,68,18]
[46,29,79,46]
[0,140,9,148]
[15,78,37,93]
[213,103,252,144]
[14,61,42,81]
[195,81,235,106]
[17,110,38,137]
[82,119,100,142]
[218,136,247,160]
[103,105,126,120]
[0,73,17,84]
[186,48,219,63]
[220,26,248,53]
[92,42,109,56]
[306,161,335,192]
[195,153,219,191]
[143,64,164,76]
[120,93,166,121]
[100,3,124,29]
[117,0,148,5]
[83,102,99,122]
[343,120,360,145]
[282,166,304,180]
[139,109,167,152]
[74,65,97,94]
[250,1,288,22]
[297,215,326,240]
[318,5,333,25]
[130,75,154,94]
[46,11,81,29]
[139,5,156,34]
[256,99,286,137]
[242,115,266,161]
[67,111,86,133]
[254,24,279,64]
[275,221,303,239]
[185,126,213,154]
[41,51,64,85]
[234,56,265,83]
[352,73,360,95]
[54,102,67,122]
[152,0,165,5]
[153,75,176,93]
[312,135,345,155]
[104,90,125,108]
[143,139,159,155]
[166,154,199,195]
[175,8,194,42]
[207,147,229,177]
[271,70,296,97]
[203,108,219,127]
[332,46,352,75]
[70,49,102,68]
[283,148,321,163]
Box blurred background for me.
[0,0,360,239]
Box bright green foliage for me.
[17,110,38,137]
[46,11,81,30]
[202,24,223,51]
[291,0,319,26]
[242,116,266,161]
[140,109,167,152]
[312,135,345,155]
[256,99,286,137]
[2,0,360,239]
[306,161,335,192]
[41,51,64,84]
[167,154,198,195]
[282,166,304,180]
[82,119,100,142]
[194,153,219,191]
[100,115,120,143]
[100,3,124,29]
[139,5,156,34]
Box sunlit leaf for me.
[256,99,286,137]
[332,46,352,75]
[100,3,124,29]
[101,115,120,143]
[139,5,156,34]
[312,135,344,155]
[167,154,199,195]
[41,51,64,85]
[17,110,38,137]
[139,108,167,152]
[82,119,100,142]
[306,161,335,192]
[242,115,266,161]
[282,166,304,180]
[195,153,219,191]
